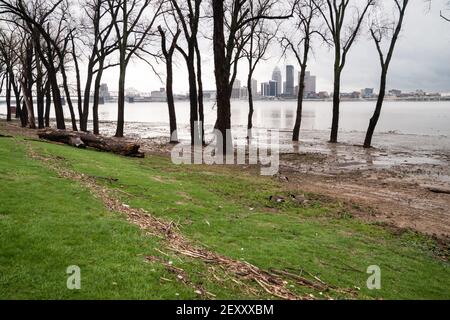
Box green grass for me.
[0,133,449,300]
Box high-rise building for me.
[303,71,317,95]
[99,83,110,100]
[251,79,258,96]
[361,88,374,99]
[232,80,242,99]
[286,65,295,96]
[272,67,282,96]
[269,80,278,97]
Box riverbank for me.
[2,119,450,239]
[1,120,449,299]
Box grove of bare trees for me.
[0,0,437,159]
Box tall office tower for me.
[269,80,278,97]
[272,67,282,96]
[231,79,242,99]
[286,65,295,96]
[303,71,317,95]
[251,79,258,96]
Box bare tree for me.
[313,0,375,143]
[0,0,68,130]
[0,51,12,122]
[364,0,409,148]
[170,0,202,145]
[79,0,119,133]
[244,3,279,139]
[158,25,180,143]
[0,28,18,123]
[281,0,326,142]
[213,0,295,154]
[107,0,163,138]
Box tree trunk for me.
[115,62,126,138]
[213,0,232,155]
[21,78,36,129]
[36,60,45,129]
[44,81,51,127]
[364,68,387,148]
[11,75,24,125]
[6,73,11,122]
[247,72,254,139]
[34,31,45,129]
[24,43,36,129]
[72,41,83,125]
[47,68,66,130]
[330,66,341,143]
[187,55,199,145]
[81,64,94,132]
[93,60,105,135]
[166,56,178,143]
[61,65,78,131]
[293,65,307,142]
[195,43,205,145]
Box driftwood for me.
[38,129,144,158]
[426,186,450,195]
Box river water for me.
[1,99,450,153]
[2,99,449,136]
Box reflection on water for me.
[1,99,450,137]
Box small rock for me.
[269,195,285,203]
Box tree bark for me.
[47,68,66,130]
[364,70,387,148]
[166,56,178,143]
[247,72,254,139]
[115,62,126,138]
[81,64,94,132]
[92,60,105,135]
[187,56,199,145]
[20,78,36,129]
[213,0,232,155]
[60,64,78,131]
[5,73,11,122]
[330,65,341,143]
[23,42,36,129]
[293,65,307,142]
[195,42,205,145]
[72,38,83,127]
[44,80,51,127]
[35,56,45,129]
[10,74,24,125]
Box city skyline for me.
[92,1,450,95]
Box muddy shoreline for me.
[2,119,449,240]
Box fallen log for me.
[38,129,144,158]
[426,186,450,195]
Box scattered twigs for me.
[24,141,354,300]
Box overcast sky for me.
[99,0,450,95]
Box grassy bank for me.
[0,131,449,299]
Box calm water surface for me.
[2,99,450,137]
